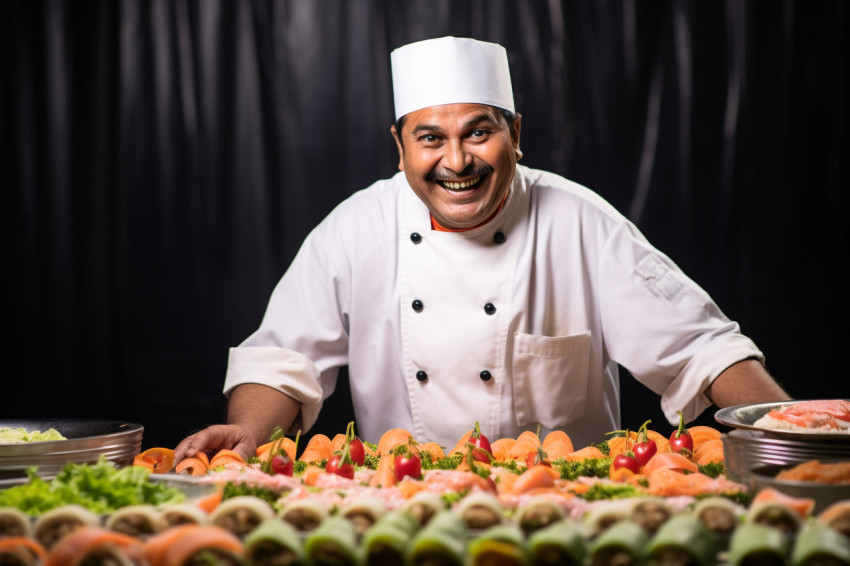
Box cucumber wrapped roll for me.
[629,496,673,534]
[279,498,329,532]
[33,504,101,550]
[402,491,447,526]
[515,496,566,535]
[304,515,360,566]
[589,519,649,566]
[791,521,850,566]
[527,519,587,566]
[0,507,34,539]
[692,496,745,534]
[361,510,420,566]
[407,510,468,566]
[727,522,789,566]
[747,500,804,535]
[244,517,305,566]
[456,492,504,529]
[584,499,632,537]
[818,500,850,538]
[104,504,166,537]
[467,523,527,566]
[643,514,717,566]
[210,495,276,538]
[341,497,388,534]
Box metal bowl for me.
[748,463,850,514]
[0,419,143,480]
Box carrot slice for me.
[516,430,542,447]
[377,428,414,456]
[208,449,246,469]
[448,430,475,456]
[133,447,175,474]
[506,441,538,461]
[193,488,223,514]
[298,434,333,461]
[542,440,573,461]
[510,464,558,494]
[417,442,445,461]
[609,464,637,483]
[688,425,722,448]
[256,438,296,462]
[194,451,210,467]
[564,446,606,460]
[490,438,517,462]
[641,451,699,476]
[695,446,725,466]
[133,454,156,471]
[369,455,397,488]
[542,430,574,454]
[175,457,209,476]
[692,438,724,463]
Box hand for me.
[173,424,257,463]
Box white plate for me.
[714,400,850,442]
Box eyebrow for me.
[410,112,501,136]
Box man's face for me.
[391,103,522,230]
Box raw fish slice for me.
[761,400,850,431]
[162,524,245,565]
[44,525,142,566]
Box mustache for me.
[426,162,494,182]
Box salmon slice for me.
[641,452,699,476]
[507,465,559,494]
[46,526,142,566]
[163,525,245,565]
[0,537,47,564]
[767,400,850,429]
[751,487,815,518]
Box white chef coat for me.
[224,165,763,449]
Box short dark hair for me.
[395,106,517,146]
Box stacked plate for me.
[0,419,143,484]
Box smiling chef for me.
[175,36,790,462]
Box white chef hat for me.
[391,36,515,120]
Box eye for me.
[469,129,490,139]
[417,133,441,144]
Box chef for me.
[175,36,789,462]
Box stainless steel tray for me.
[0,419,143,480]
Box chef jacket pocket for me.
[512,331,591,429]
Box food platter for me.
[714,400,850,442]
[0,419,143,481]
[748,463,850,514]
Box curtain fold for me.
[2,1,846,447]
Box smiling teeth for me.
[442,176,482,190]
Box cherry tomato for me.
[669,411,694,456]
[393,451,422,481]
[525,446,551,468]
[348,437,365,466]
[271,453,293,476]
[633,419,657,467]
[612,452,640,474]
[326,454,355,479]
[467,421,493,463]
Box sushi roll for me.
[401,490,447,526]
[692,496,745,534]
[791,521,850,566]
[527,519,587,566]
[514,496,566,535]
[43,525,142,566]
[747,499,805,535]
[145,524,245,566]
[244,517,305,566]
[361,510,420,566]
[340,497,388,534]
[643,514,717,566]
[455,491,504,529]
[303,516,359,566]
[407,510,468,566]
[158,502,210,528]
[589,519,649,566]
[628,496,673,534]
[210,495,276,539]
[584,498,633,537]
[467,523,527,566]
[33,504,101,550]
[727,522,789,566]
[279,498,329,532]
[104,504,167,537]
[818,500,850,538]
[0,506,34,539]
[0,537,47,566]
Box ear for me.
[512,113,523,160]
[390,124,405,171]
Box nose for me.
[442,138,472,174]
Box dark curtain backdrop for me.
[2,1,847,450]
